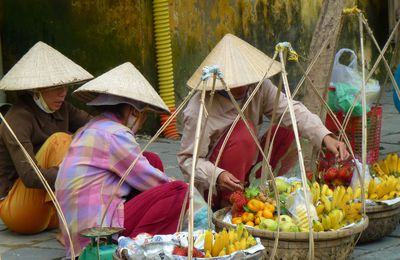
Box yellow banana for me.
[391,153,398,174]
[346,186,353,201]
[204,229,213,254]
[321,195,331,212]
[312,182,321,204]
[211,233,223,257]
[368,178,377,195]
[313,220,324,232]
[246,235,257,247]
[331,187,339,209]
[379,159,390,175]
[372,163,385,176]
[326,187,333,197]
[397,157,400,174]
[321,184,328,197]
[218,247,227,256]
[205,250,212,258]
[335,187,346,209]
[316,203,325,214]
[227,243,236,254]
[321,215,330,230]
[353,187,361,199]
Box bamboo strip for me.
[100,81,200,227]
[359,13,368,218]
[278,49,314,260]
[0,113,76,259]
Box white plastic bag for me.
[350,159,372,190]
[331,48,380,108]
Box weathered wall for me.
[0,0,389,133]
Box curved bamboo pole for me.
[206,53,282,260]
[359,12,368,220]
[277,49,314,260]
[187,81,207,260]
[0,113,76,259]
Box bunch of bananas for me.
[367,175,400,200]
[372,153,400,177]
[203,224,257,257]
[311,183,362,230]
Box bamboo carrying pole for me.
[0,113,76,259]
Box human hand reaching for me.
[323,135,350,162]
[216,171,244,192]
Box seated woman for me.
[0,41,93,234]
[55,62,188,257]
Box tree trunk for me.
[302,0,347,169]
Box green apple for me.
[259,219,278,231]
[280,222,300,232]
[275,178,290,193]
[277,215,293,223]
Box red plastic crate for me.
[325,106,382,164]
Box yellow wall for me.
[0,0,389,131]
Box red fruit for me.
[324,167,339,183]
[230,191,248,217]
[172,246,204,257]
[172,246,188,256]
[306,170,313,182]
[338,165,353,184]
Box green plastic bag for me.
[333,82,370,116]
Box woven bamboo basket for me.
[213,208,368,260]
[358,202,400,243]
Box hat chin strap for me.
[33,92,55,114]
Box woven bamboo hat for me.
[0,41,93,91]
[186,34,281,90]
[74,62,169,113]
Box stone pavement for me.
[0,89,399,259]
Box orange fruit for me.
[262,208,274,219]
[245,221,255,227]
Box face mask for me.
[33,92,55,113]
[127,113,145,133]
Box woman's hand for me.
[216,171,243,192]
[323,135,350,161]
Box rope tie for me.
[343,6,361,15]
[201,65,224,81]
[275,42,299,62]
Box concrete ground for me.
[0,89,399,259]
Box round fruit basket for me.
[358,202,400,243]
[213,208,368,260]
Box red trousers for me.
[209,120,294,205]
[122,152,187,238]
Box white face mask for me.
[126,113,141,133]
[33,92,55,114]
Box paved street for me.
[0,89,399,259]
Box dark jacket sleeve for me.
[66,103,92,133]
[2,111,58,189]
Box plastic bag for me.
[180,187,212,232]
[330,48,380,114]
[286,189,318,226]
[350,159,372,191]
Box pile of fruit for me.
[203,225,257,257]
[366,175,400,200]
[311,182,362,231]
[318,160,354,188]
[171,225,257,258]
[372,153,400,177]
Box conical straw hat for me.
[186,34,281,90]
[0,41,93,91]
[74,62,169,113]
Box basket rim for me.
[366,201,400,213]
[212,207,369,241]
